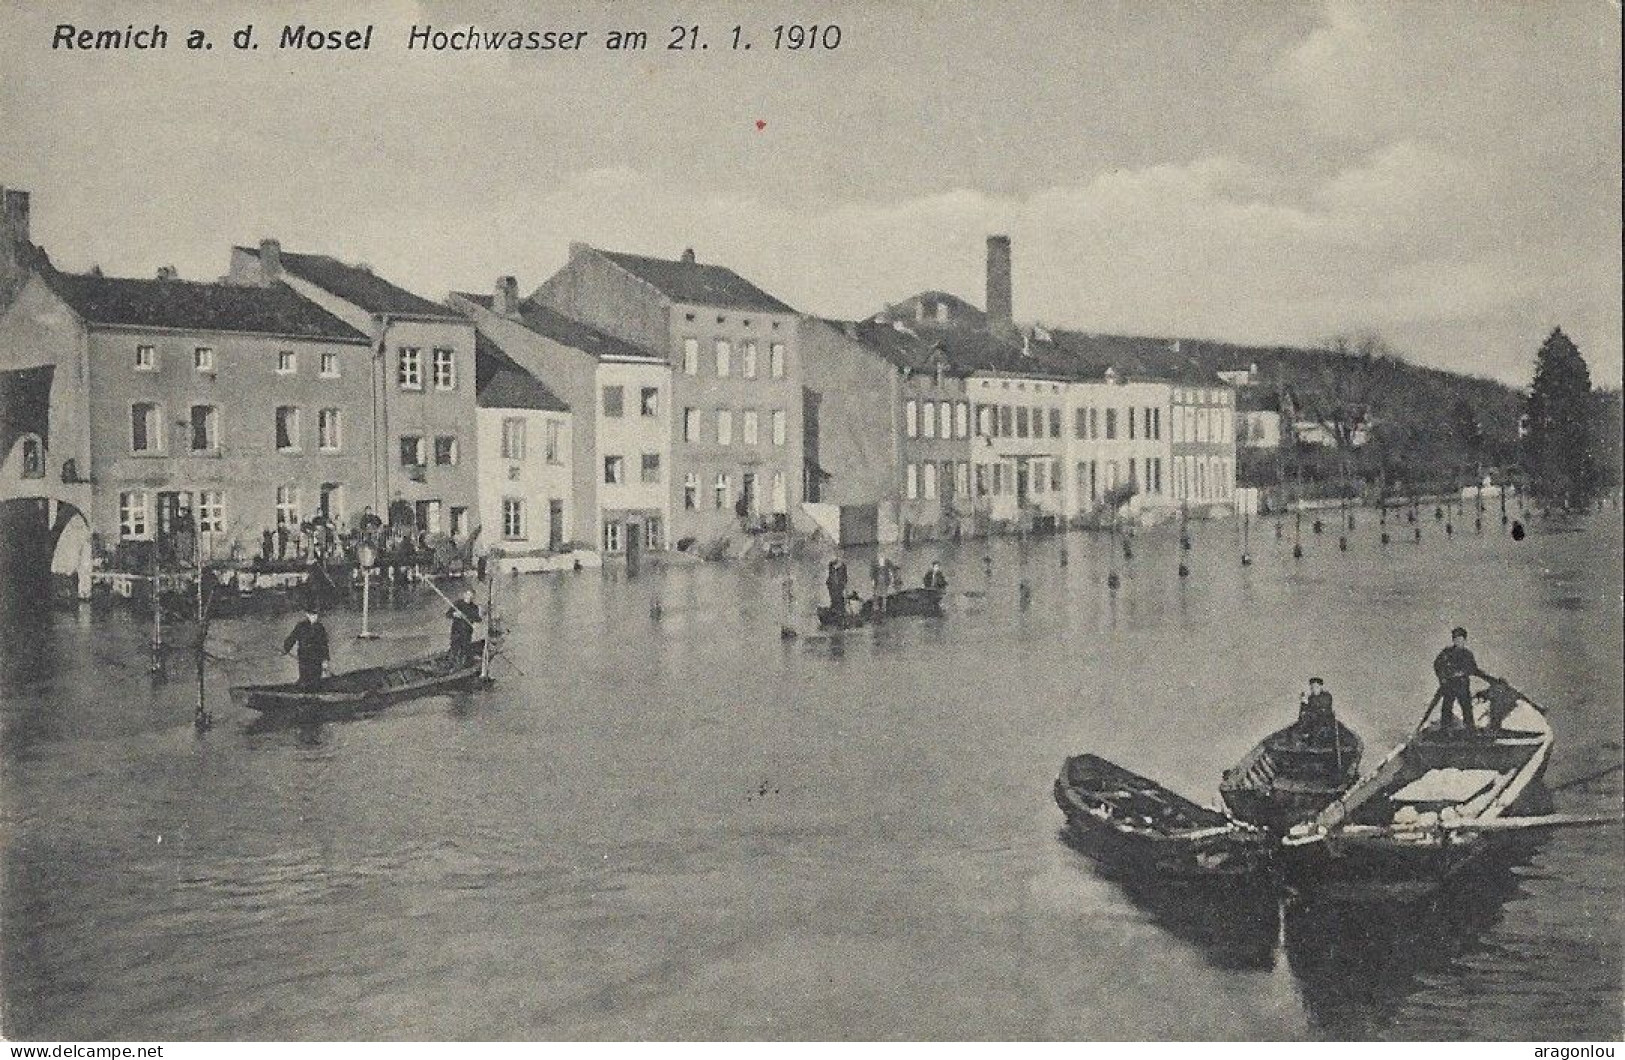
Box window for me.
[400,434,425,467]
[276,350,296,375]
[545,421,562,464]
[742,409,759,445]
[922,401,937,439]
[275,406,300,451]
[194,346,214,372]
[906,463,919,499]
[602,520,622,554]
[398,347,422,389]
[640,387,659,418]
[320,351,339,378]
[501,417,526,460]
[604,455,624,484]
[713,472,731,510]
[432,348,456,390]
[905,399,919,439]
[131,403,162,453]
[644,518,663,550]
[682,338,699,375]
[1128,408,1137,440]
[19,434,44,478]
[602,385,624,418]
[502,498,526,540]
[434,436,458,465]
[1105,408,1118,440]
[1089,408,1099,440]
[716,409,733,445]
[769,343,785,378]
[1015,407,1029,439]
[189,405,218,452]
[275,486,300,527]
[197,490,226,533]
[318,409,342,451]
[923,461,938,500]
[1033,461,1047,495]
[975,464,988,497]
[977,405,993,437]
[1074,408,1087,439]
[955,402,969,439]
[999,406,1013,437]
[118,491,150,538]
[135,345,156,371]
[1151,407,1161,440]
[640,453,661,483]
[771,471,787,514]
[771,409,786,446]
[742,341,758,378]
[1051,461,1061,492]
[941,402,953,440]
[1049,408,1061,438]
[683,472,699,510]
[715,339,731,377]
[683,407,700,443]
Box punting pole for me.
[479,570,494,680]
[150,545,165,677]
[193,537,211,729]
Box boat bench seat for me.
[1390,767,1500,805]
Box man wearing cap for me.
[1432,626,1497,734]
[1298,677,1335,734]
[282,605,331,689]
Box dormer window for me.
[18,434,44,478]
[194,347,215,372]
[276,350,296,374]
[135,345,156,371]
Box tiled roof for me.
[42,269,370,342]
[834,318,952,375]
[513,298,666,363]
[237,246,464,320]
[475,333,568,412]
[597,248,796,314]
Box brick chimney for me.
[493,275,519,315]
[259,238,281,280]
[986,234,1013,329]
[681,247,696,265]
[156,265,178,280]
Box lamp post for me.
[356,542,379,639]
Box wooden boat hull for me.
[817,600,874,629]
[1055,754,1266,881]
[1281,694,1553,902]
[1220,720,1364,831]
[231,643,488,718]
[879,587,945,617]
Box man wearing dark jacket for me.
[1433,626,1497,733]
[446,588,482,665]
[283,607,331,689]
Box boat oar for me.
[1548,761,1625,795]
[1439,812,1622,832]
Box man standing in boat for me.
[282,605,331,689]
[447,588,482,666]
[1298,677,1335,737]
[826,559,847,611]
[1432,626,1499,734]
[923,561,948,593]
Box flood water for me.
[3,507,1621,1041]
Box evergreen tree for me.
[1523,327,1599,505]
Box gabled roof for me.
[41,269,370,343]
[475,333,568,412]
[452,291,666,364]
[237,246,464,321]
[596,248,796,314]
[875,290,988,329]
[842,318,955,375]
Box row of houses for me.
[0,186,1240,594]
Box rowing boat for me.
[1280,684,1553,902]
[1220,719,1364,831]
[879,587,945,617]
[1055,754,1266,880]
[230,641,489,718]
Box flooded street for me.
[3,511,1621,1041]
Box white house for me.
[474,333,574,567]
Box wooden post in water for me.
[480,570,494,680]
[149,545,165,678]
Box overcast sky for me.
[2,0,1619,385]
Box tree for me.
[1452,397,1485,480]
[1523,327,1600,506]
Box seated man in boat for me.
[923,561,948,593]
[446,588,482,666]
[1432,626,1500,735]
[1295,677,1337,742]
[843,590,865,619]
[282,605,331,689]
